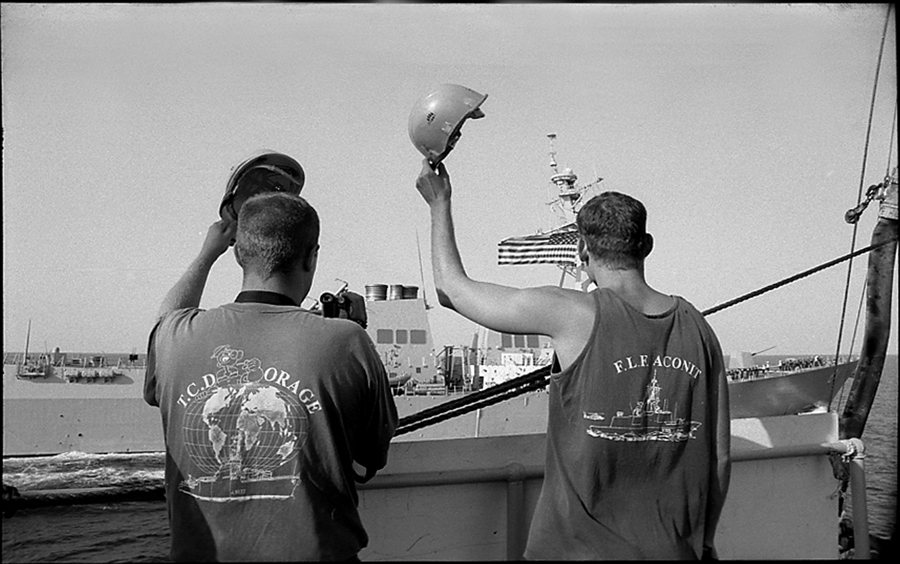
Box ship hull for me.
[729,361,856,419]
[3,397,164,456]
[3,360,857,456]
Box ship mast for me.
[23,319,32,366]
[545,134,603,286]
[546,133,594,223]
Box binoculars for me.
[320,292,367,329]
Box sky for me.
[2,3,897,358]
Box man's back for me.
[146,301,397,561]
[525,288,726,560]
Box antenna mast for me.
[24,319,32,363]
[544,134,605,288]
[545,134,603,225]
[548,132,559,174]
[416,229,431,310]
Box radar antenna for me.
[545,134,603,225]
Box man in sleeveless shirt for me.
[416,159,731,560]
[145,192,398,561]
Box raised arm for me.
[157,219,237,318]
[416,159,586,338]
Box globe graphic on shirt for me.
[183,382,306,477]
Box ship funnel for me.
[365,284,388,301]
[370,284,420,300]
[388,284,405,300]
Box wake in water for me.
[3,452,165,491]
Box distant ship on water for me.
[2,304,858,457]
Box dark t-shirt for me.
[145,301,397,562]
[525,288,725,560]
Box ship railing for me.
[116,357,147,369]
[352,412,869,560]
[2,413,870,559]
[412,383,449,396]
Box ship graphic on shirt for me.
[583,371,701,442]
[178,345,304,502]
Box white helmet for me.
[408,84,487,166]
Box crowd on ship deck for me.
[727,365,770,381]
[777,356,828,371]
[727,356,832,381]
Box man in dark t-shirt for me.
[415,159,731,560]
[146,192,397,561]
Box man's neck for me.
[586,264,673,315]
[241,275,310,307]
[588,264,647,292]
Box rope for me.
[887,102,897,177]
[395,236,899,436]
[397,368,550,435]
[829,3,893,402]
[699,238,897,317]
[397,365,551,431]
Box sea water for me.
[3,356,897,562]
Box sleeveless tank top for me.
[524,288,724,560]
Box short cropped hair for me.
[576,191,648,270]
[235,192,320,279]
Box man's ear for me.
[578,237,589,265]
[642,234,654,258]
[304,244,320,273]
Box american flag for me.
[497,223,580,265]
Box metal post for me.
[506,463,526,561]
[848,442,871,559]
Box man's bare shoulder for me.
[514,284,594,315]
[526,284,595,302]
[520,285,596,332]
[531,286,596,370]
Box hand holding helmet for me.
[200,218,239,261]
[415,158,452,207]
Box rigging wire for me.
[828,3,893,409]
[886,102,898,178]
[698,238,896,317]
